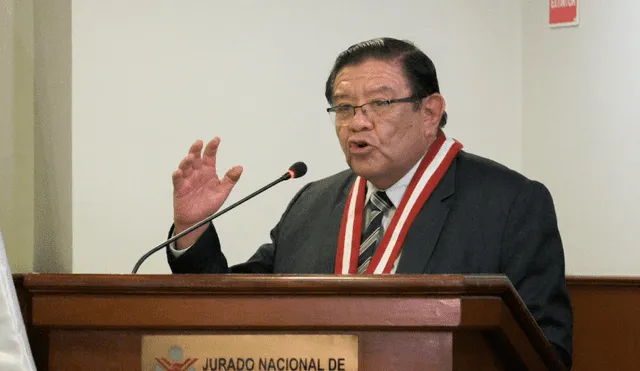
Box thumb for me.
[223,165,243,184]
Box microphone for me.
[131,161,308,273]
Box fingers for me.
[173,138,218,189]
[222,165,243,186]
[178,153,196,178]
[202,137,221,168]
[189,140,204,170]
[174,137,232,192]
[188,139,203,156]
[172,169,183,188]
[216,165,243,197]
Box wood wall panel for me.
[567,277,640,371]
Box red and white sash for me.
[335,131,463,274]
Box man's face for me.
[331,59,439,189]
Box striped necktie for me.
[357,191,393,273]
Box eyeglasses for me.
[326,95,424,127]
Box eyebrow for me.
[332,93,349,101]
[332,86,396,102]
[367,86,395,95]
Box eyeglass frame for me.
[326,95,426,126]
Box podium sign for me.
[142,335,358,371]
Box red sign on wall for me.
[549,0,579,27]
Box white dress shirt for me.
[363,157,421,231]
[362,158,421,273]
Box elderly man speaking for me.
[165,37,573,368]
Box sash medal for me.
[335,131,463,274]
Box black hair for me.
[325,37,447,127]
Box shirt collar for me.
[365,152,425,208]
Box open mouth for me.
[350,140,369,149]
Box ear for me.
[421,93,445,131]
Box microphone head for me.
[288,161,307,179]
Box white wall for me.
[69,0,524,273]
[523,1,640,275]
[10,1,638,276]
[33,0,73,273]
[0,0,34,273]
[0,0,15,264]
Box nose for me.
[349,106,374,131]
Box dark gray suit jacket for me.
[168,151,573,368]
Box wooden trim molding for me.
[567,276,640,287]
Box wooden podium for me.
[15,274,565,370]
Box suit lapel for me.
[395,159,457,274]
[311,174,356,273]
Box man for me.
[166,38,573,368]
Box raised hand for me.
[172,137,242,249]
